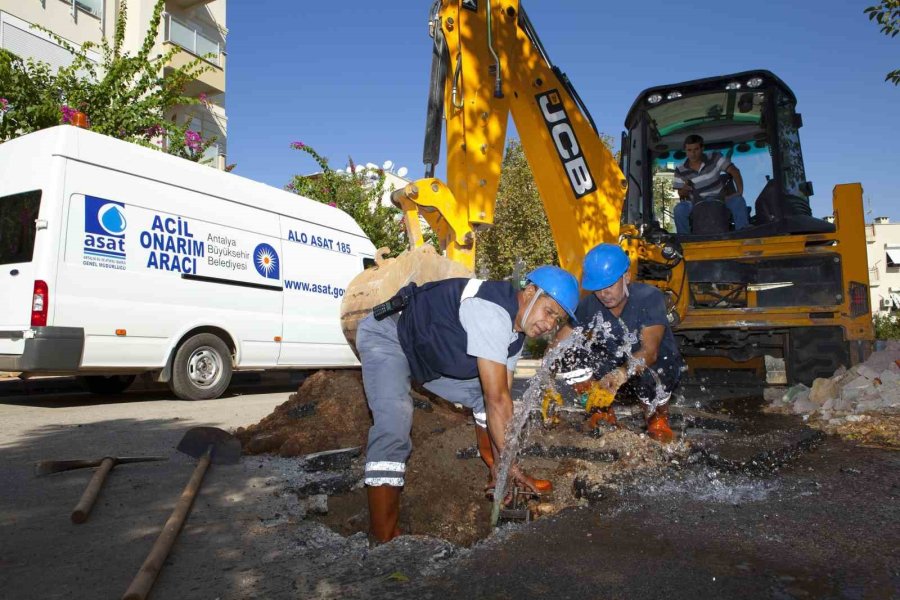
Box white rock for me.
[845,415,868,423]
[809,378,838,405]
[793,392,816,414]
[821,397,835,411]
[856,399,882,413]
[842,376,873,391]
[856,365,880,380]
[879,369,900,385]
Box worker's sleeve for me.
[458,298,517,368]
[640,289,670,329]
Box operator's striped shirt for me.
[673,152,732,200]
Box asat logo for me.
[84,195,126,260]
[253,243,280,280]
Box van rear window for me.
[0,190,41,266]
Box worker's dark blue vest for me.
[396,278,525,383]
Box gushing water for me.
[490,310,674,527]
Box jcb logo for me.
[536,90,596,198]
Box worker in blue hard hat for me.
[356,265,579,543]
[553,243,685,442]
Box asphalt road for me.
[1,374,897,599]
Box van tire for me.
[78,375,136,395]
[169,334,233,400]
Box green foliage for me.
[524,335,550,358]
[652,171,677,231]
[286,142,408,255]
[865,1,900,84]
[0,0,213,162]
[475,140,559,280]
[874,312,900,339]
[475,135,617,279]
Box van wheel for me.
[78,375,136,395]
[169,334,233,400]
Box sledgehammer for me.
[122,427,240,600]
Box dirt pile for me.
[235,370,688,546]
[766,341,900,447]
[235,370,371,457]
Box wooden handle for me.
[121,447,212,600]
[70,457,116,524]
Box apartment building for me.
[0,0,227,167]
[865,216,900,313]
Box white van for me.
[0,126,376,400]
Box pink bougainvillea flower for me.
[184,129,202,151]
[0,98,8,111]
[291,141,305,149]
[60,104,76,124]
[328,202,336,207]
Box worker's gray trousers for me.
[356,313,486,487]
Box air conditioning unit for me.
[880,297,894,309]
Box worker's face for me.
[521,288,566,338]
[594,274,629,310]
[684,142,703,163]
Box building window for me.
[59,0,103,19]
[887,247,900,269]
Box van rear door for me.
[0,190,42,331]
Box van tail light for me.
[31,280,48,327]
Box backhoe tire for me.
[168,333,233,401]
[78,374,136,395]
[786,326,850,386]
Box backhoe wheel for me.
[786,327,850,386]
[78,374,136,395]
[168,333,233,400]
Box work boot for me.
[367,485,401,544]
[586,407,618,431]
[646,405,675,443]
[477,426,553,495]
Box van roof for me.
[5,126,373,243]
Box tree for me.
[475,135,618,280]
[0,0,213,161]
[286,142,408,255]
[865,1,900,85]
[652,171,678,231]
[475,140,559,280]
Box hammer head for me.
[176,427,241,464]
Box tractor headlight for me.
[725,82,741,90]
[666,91,682,100]
[648,93,663,104]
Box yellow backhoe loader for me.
[343,0,874,385]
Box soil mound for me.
[235,370,371,457]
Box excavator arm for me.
[393,0,627,279]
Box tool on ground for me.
[35,456,168,524]
[34,456,168,476]
[497,487,538,525]
[122,427,240,600]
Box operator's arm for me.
[726,164,744,196]
[599,324,665,392]
[674,172,693,199]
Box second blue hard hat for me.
[525,265,580,321]
[581,243,630,291]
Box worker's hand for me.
[599,367,628,394]
[572,379,593,395]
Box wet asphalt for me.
[388,387,900,600]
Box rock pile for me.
[767,341,900,447]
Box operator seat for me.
[690,200,732,234]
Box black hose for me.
[422,18,449,178]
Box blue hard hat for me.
[525,265,580,321]
[581,243,630,291]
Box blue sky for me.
[227,1,900,221]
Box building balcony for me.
[168,0,216,8]
[163,12,225,95]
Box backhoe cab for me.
[621,71,874,384]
